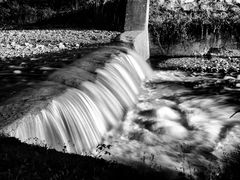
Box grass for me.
[0,136,170,180]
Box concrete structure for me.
[118,0,150,60]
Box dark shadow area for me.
[0,136,186,180]
[0,0,127,31]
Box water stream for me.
[1,48,240,178]
[100,70,240,177]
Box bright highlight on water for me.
[2,48,153,154]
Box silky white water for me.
[4,48,153,154]
[2,49,240,178]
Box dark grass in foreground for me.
[0,136,172,180]
[216,147,240,180]
[1,136,240,180]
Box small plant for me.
[95,144,112,158]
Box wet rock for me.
[156,106,181,121]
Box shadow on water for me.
[0,44,103,104]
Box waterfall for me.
[3,48,153,154]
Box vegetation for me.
[0,136,170,180]
[149,0,240,48]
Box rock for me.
[20,62,27,67]
[165,121,188,139]
[9,65,24,69]
[59,43,66,49]
[237,75,240,80]
[236,83,240,88]
[36,44,45,49]
[6,44,11,49]
[224,75,235,80]
[11,41,16,47]
[15,44,23,50]
[39,67,56,71]
[225,0,233,4]
[235,0,240,4]
[13,70,22,74]
[25,43,33,48]
[30,57,41,61]
[156,106,181,121]
[182,2,198,11]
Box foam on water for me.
[100,70,240,177]
[3,48,153,154]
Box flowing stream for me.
[100,69,240,177]
[1,48,240,178]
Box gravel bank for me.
[156,57,240,74]
[0,29,120,59]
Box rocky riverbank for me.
[0,29,119,59]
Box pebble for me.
[9,65,24,69]
[13,70,22,74]
[0,30,119,59]
[59,42,66,49]
[39,67,55,70]
[224,75,235,80]
[237,75,240,80]
[36,44,45,49]
[236,83,240,88]
[25,43,33,48]
[30,57,40,61]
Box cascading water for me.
[2,47,153,154]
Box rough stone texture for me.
[0,30,120,59]
[119,0,150,60]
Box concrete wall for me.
[118,0,150,60]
